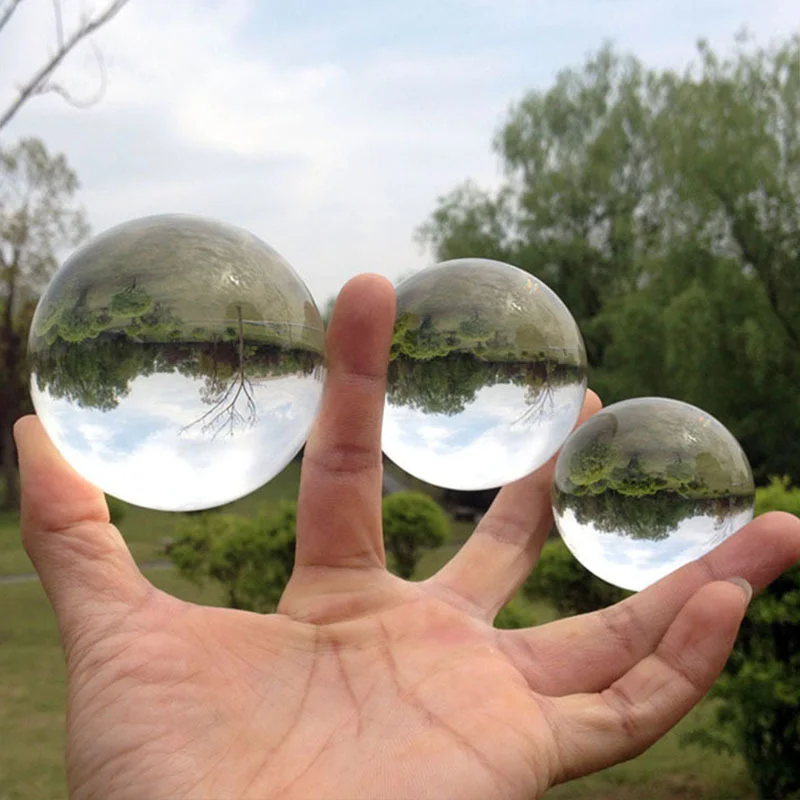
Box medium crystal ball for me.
[552,397,755,591]
[28,214,326,511]
[382,258,588,490]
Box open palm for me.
[16,275,800,800]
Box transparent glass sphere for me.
[552,398,755,591]
[28,214,326,512]
[382,258,588,490]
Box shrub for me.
[523,538,628,617]
[168,503,296,612]
[382,491,449,579]
[754,475,800,517]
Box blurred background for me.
[1,1,799,798]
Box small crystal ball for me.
[552,397,755,591]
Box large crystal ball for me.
[28,214,326,512]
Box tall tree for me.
[418,36,800,482]
[1,1,131,508]
[0,0,131,134]
[0,137,87,507]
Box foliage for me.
[684,479,800,799]
[566,438,617,486]
[29,331,322,415]
[382,491,449,579]
[168,503,297,612]
[494,598,539,629]
[754,475,800,517]
[556,489,750,542]
[0,139,88,289]
[418,35,800,484]
[388,348,582,417]
[523,538,628,616]
[110,286,153,316]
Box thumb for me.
[14,416,152,647]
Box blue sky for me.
[3,0,800,306]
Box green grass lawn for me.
[0,510,29,576]
[0,570,226,800]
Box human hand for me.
[15,274,800,800]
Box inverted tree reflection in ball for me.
[382,258,587,490]
[28,215,326,511]
[552,398,755,591]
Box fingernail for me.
[727,576,753,605]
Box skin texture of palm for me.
[15,274,800,800]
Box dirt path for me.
[0,560,173,585]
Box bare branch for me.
[0,0,25,38]
[0,0,130,133]
[31,42,107,109]
[51,0,63,48]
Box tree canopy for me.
[168,503,297,612]
[418,35,800,483]
[382,491,449,579]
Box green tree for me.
[0,138,88,507]
[30,335,156,411]
[168,503,297,612]
[754,476,800,518]
[555,488,749,543]
[110,284,153,316]
[387,352,490,416]
[418,35,800,483]
[566,438,617,487]
[382,491,449,579]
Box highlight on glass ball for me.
[27,214,326,512]
[552,397,755,592]
[382,258,588,490]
